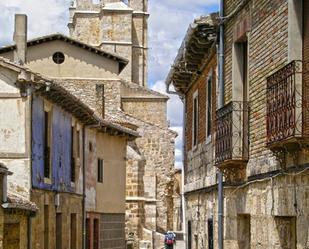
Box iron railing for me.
[215,101,249,165]
[266,60,307,145]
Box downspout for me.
[181,98,186,247]
[82,125,86,249]
[166,83,186,245]
[218,0,225,248]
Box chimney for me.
[13,14,27,65]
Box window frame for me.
[206,72,213,140]
[192,90,199,149]
[97,158,103,183]
[43,102,52,183]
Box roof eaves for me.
[165,13,219,94]
[0,34,129,73]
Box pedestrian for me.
[164,231,176,249]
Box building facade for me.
[67,1,177,248]
[69,0,149,87]
[0,14,138,249]
[167,1,309,248]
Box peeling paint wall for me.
[0,67,31,199]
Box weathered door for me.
[3,223,20,249]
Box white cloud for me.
[149,1,218,168]
[0,0,71,46]
[0,0,218,169]
[148,0,218,83]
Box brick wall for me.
[223,0,288,176]
[184,56,217,186]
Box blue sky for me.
[0,0,219,168]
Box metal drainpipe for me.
[82,125,86,249]
[181,98,187,248]
[218,0,225,248]
[166,84,186,246]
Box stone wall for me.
[183,1,309,249]
[69,0,149,86]
[3,212,29,249]
[122,100,167,128]
[100,213,126,249]
[223,0,288,176]
[31,190,83,249]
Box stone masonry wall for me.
[184,1,309,249]
[186,173,309,249]
[122,100,167,128]
[54,77,176,246]
[31,190,83,249]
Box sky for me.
[0,0,219,168]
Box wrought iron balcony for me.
[215,101,249,167]
[266,60,308,148]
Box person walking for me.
[164,231,176,249]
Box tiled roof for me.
[2,193,38,213]
[0,33,128,73]
[0,57,139,139]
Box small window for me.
[97,158,103,183]
[44,110,51,178]
[52,52,65,64]
[76,130,80,158]
[71,126,75,183]
[206,74,213,138]
[192,91,199,147]
[89,142,93,152]
[207,218,214,249]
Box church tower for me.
[68,0,149,87]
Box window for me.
[44,205,49,249]
[207,218,213,249]
[97,158,103,183]
[192,91,199,147]
[187,221,192,249]
[52,52,65,64]
[86,218,90,249]
[76,130,80,158]
[274,216,296,249]
[71,214,77,249]
[237,214,250,249]
[56,213,62,249]
[93,219,99,249]
[44,110,51,179]
[71,126,75,182]
[206,74,213,138]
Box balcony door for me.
[303,0,309,135]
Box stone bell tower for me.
[68,0,149,87]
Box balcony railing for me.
[215,101,249,167]
[266,60,308,147]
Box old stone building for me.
[66,1,177,248]
[166,14,219,249]
[0,1,177,248]
[68,0,148,87]
[0,14,138,249]
[167,1,309,248]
